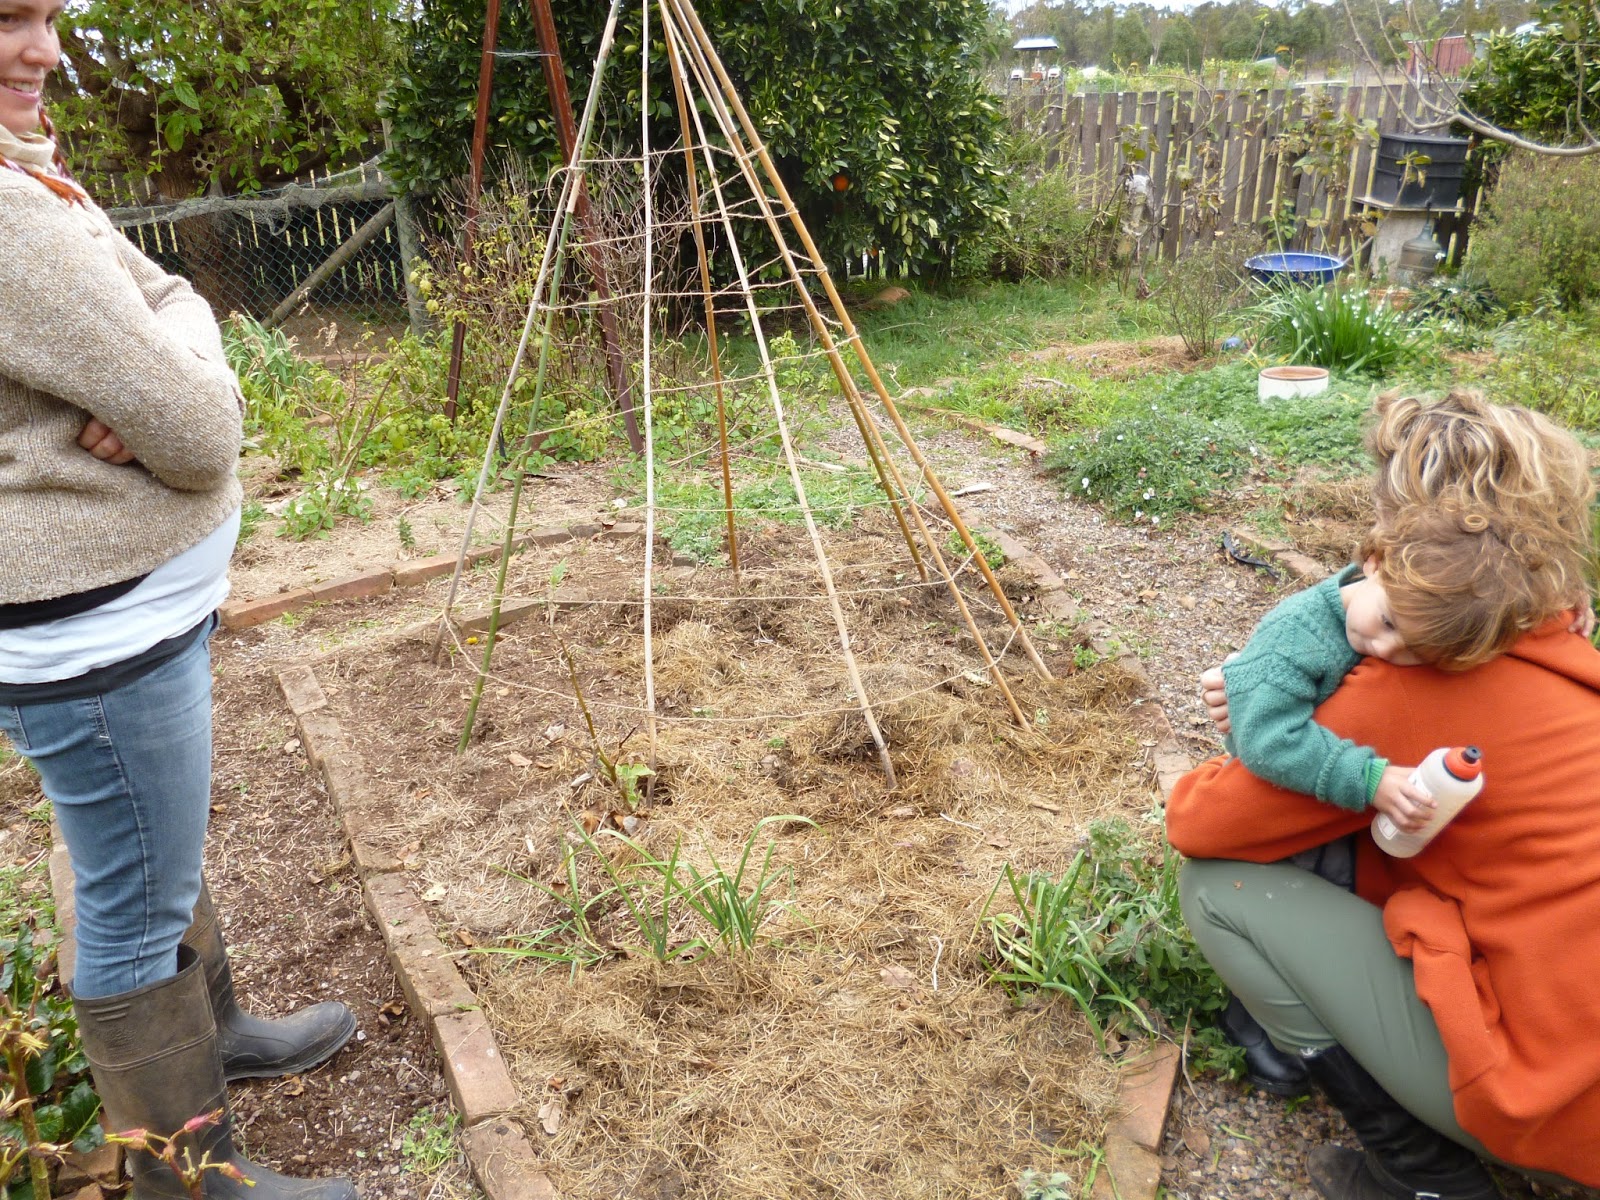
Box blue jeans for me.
[0,622,215,999]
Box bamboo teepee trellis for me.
[439,0,1053,787]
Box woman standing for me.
[0,3,357,1197]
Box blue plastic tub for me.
[1244,252,1347,287]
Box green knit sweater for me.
[1220,564,1387,811]
[0,170,242,605]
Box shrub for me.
[976,166,1120,281]
[1254,281,1414,375]
[1468,152,1600,311]
[1160,228,1259,358]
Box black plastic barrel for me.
[1370,134,1470,209]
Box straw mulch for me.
[319,513,1164,1199]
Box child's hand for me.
[1373,765,1436,833]
[1199,665,1230,734]
[1568,598,1596,640]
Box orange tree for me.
[379,0,1009,277]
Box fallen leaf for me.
[1184,1126,1211,1156]
[619,813,646,836]
[282,737,302,755]
[579,808,604,835]
[507,751,532,768]
[950,482,994,497]
[545,723,567,742]
[1138,588,1158,600]
[537,1092,565,1136]
[1178,595,1197,610]
[885,805,918,820]
[984,832,1012,849]
[455,929,477,948]
[961,669,991,688]
[569,771,594,791]
[282,1077,306,1097]
[421,884,447,903]
[534,758,555,770]
[880,965,917,990]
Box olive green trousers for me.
[1178,857,1484,1153]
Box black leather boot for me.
[74,945,358,1200]
[1221,995,1311,1098]
[183,882,355,1081]
[1303,1044,1503,1200]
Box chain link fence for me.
[105,160,423,352]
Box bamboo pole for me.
[639,0,660,772]
[439,0,621,672]
[659,5,897,785]
[667,0,1052,684]
[662,1,1036,723]
[663,17,739,578]
[662,3,1028,725]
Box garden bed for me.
[304,512,1165,1197]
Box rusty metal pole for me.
[444,0,503,423]
[527,0,643,456]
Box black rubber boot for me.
[183,882,355,1081]
[1303,1044,1503,1200]
[1221,995,1311,1098]
[74,945,358,1200]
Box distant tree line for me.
[1003,0,1539,72]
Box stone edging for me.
[219,523,646,631]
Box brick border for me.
[277,664,556,1200]
[219,522,643,631]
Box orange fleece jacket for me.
[1166,622,1600,1186]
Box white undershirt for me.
[0,510,238,683]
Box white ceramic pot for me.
[1258,365,1330,401]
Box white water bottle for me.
[1372,745,1484,858]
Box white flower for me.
[1135,509,1144,519]
[1151,515,1160,526]
[1143,488,1155,500]
[1082,477,1091,490]
[1116,434,1125,441]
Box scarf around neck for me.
[0,123,85,203]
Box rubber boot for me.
[1303,1044,1503,1200]
[183,881,355,1081]
[74,945,358,1200]
[1221,995,1311,1098]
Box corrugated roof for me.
[1013,36,1059,50]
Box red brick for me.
[462,1121,556,1200]
[1090,1133,1163,1200]
[276,666,327,717]
[293,709,344,773]
[308,570,393,604]
[393,555,459,587]
[434,1010,519,1124]
[525,526,575,547]
[1109,1043,1181,1152]
[49,843,76,985]
[220,589,313,629]
[363,875,479,1016]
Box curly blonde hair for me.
[1363,389,1596,621]
[1370,501,1582,670]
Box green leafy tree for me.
[1111,13,1155,67]
[1157,14,1203,68]
[381,0,1009,276]
[53,0,401,198]
[1459,0,1600,150]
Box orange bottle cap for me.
[1445,745,1483,780]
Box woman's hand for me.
[78,418,138,466]
[1200,664,1231,734]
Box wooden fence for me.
[1010,82,1476,263]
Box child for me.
[1218,499,1588,833]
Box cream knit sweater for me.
[0,169,243,605]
